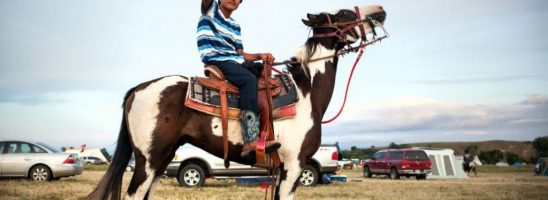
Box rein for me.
[258,8,388,200]
[270,9,389,124]
[270,36,387,124]
[271,35,387,67]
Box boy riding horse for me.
[197,0,281,158]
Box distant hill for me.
[405,140,537,160]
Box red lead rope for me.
[269,46,367,124]
[321,47,366,124]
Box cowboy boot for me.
[240,110,281,158]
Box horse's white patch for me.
[272,41,338,199]
[128,76,187,160]
[147,177,161,200]
[210,117,244,145]
[355,6,377,37]
[126,76,187,199]
[294,45,335,84]
[274,77,315,199]
[127,168,156,200]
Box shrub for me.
[479,149,504,164]
[532,136,548,158]
[505,152,521,164]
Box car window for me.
[389,151,404,160]
[0,142,5,153]
[406,151,429,161]
[371,152,379,159]
[19,143,32,153]
[375,152,386,160]
[33,145,48,153]
[7,143,17,153]
[37,142,60,153]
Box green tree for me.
[341,146,379,160]
[465,145,479,155]
[532,136,548,157]
[388,142,410,149]
[505,152,521,164]
[479,149,504,164]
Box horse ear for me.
[307,13,321,22]
[307,13,328,26]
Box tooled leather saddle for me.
[184,65,298,169]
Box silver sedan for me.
[0,140,83,181]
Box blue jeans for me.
[206,61,260,113]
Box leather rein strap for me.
[261,64,281,200]
[271,7,389,124]
[220,87,230,168]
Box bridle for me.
[312,6,370,43]
[260,7,388,200]
[270,6,389,124]
[272,6,388,67]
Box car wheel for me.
[30,165,52,181]
[389,168,400,180]
[178,164,205,187]
[363,166,372,178]
[299,165,319,187]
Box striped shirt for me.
[197,0,244,64]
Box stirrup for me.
[241,140,281,158]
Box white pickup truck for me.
[164,143,340,187]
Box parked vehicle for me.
[0,140,82,181]
[80,156,107,165]
[164,144,340,187]
[126,160,136,172]
[535,157,547,175]
[363,149,431,180]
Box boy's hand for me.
[260,53,275,65]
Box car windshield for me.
[406,151,429,161]
[37,142,60,153]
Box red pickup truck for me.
[363,149,432,180]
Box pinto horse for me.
[87,5,386,200]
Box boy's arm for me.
[237,49,275,65]
[201,0,213,15]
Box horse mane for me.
[287,38,319,79]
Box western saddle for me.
[202,65,281,169]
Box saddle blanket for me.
[185,74,299,120]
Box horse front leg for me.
[275,159,303,200]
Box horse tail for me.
[87,88,136,200]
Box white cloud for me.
[322,95,548,148]
[522,94,548,105]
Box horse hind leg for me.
[125,151,157,200]
[145,142,181,199]
[126,139,181,199]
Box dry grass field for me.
[1,169,547,200]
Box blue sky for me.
[1,0,547,150]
